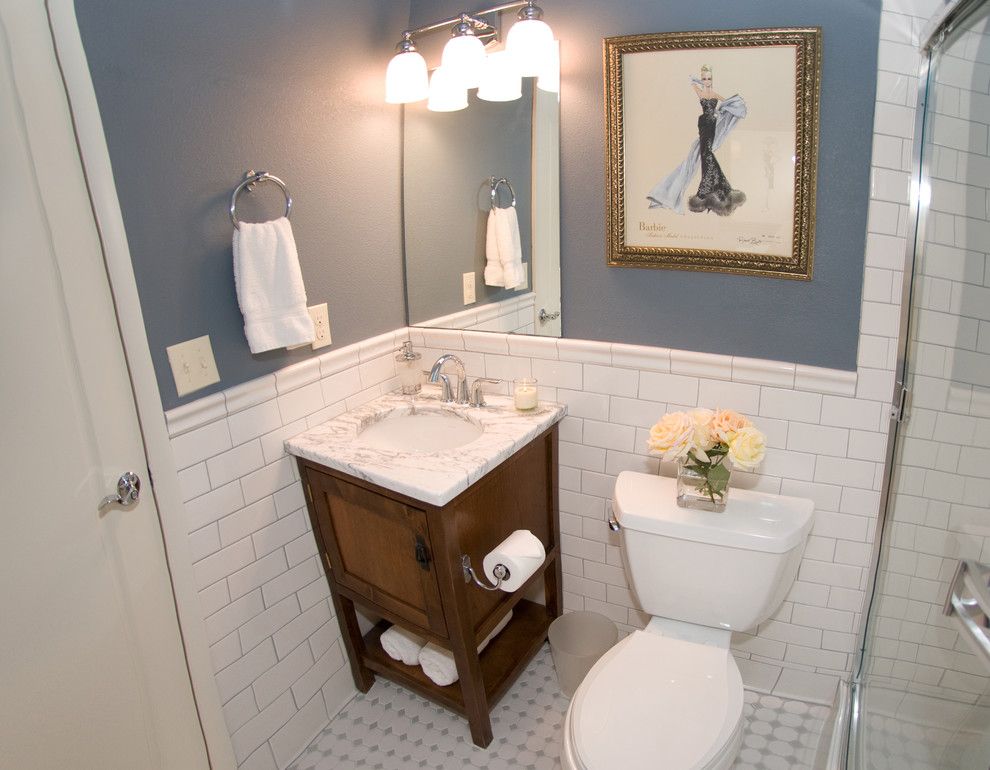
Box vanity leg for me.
[451,638,493,747]
[544,550,564,621]
[330,590,375,693]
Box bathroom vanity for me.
[286,392,565,747]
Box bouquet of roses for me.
[647,408,766,506]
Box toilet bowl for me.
[561,472,814,769]
[562,629,743,770]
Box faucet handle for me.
[469,378,502,407]
[436,373,454,403]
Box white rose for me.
[647,411,694,462]
[690,408,716,452]
[728,426,766,470]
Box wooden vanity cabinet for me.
[297,424,561,748]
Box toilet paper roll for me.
[483,529,546,592]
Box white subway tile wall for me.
[165,330,407,770]
[407,326,895,706]
[863,0,990,718]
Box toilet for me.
[562,471,814,770]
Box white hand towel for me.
[494,206,525,289]
[483,209,505,287]
[380,624,427,666]
[418,610,513,687]
[232,217,315,353]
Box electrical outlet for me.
[462,272,476,305]
[309,303,331,349]
[166,335,220,397]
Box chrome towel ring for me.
[490,176,516,209]
[230,170,292,229]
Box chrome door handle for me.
[538,308,560,324]
[99,471,141,510]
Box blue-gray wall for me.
[77,0,879,413]
[75,0,409,410]
[412,0,880,370]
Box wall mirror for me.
[402,75,561,337]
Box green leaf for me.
[707,463,730,494]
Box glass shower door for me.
[854,2,990,767]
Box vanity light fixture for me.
[477,51,522,101]
[505,1,554,77]
[427,65,469,112]
[441,17,488,89]
[384,0,556,110]
[385,34,429,104]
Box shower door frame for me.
[843,0,989,765]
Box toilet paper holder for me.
[461,554,509,592]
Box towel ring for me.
[490,176,516,209]
[230,170,292,229]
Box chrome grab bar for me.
[944,560,990,670]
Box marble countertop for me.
[284,390,566,506]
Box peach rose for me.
[647,411,694,461]
[711,408,753,443]
[728,426,766,470]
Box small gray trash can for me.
[548,611,618,698]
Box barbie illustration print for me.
[605,28,821,279]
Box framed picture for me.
[604,27,821,279]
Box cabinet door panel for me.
[308,469,447,636]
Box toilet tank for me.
[613,472,814,633]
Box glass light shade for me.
[506,18,554,77]
[536,40,560,94]
[427,66,468,112]
[440,33,486,89]
[477,51,522,102]
[385,50,429,104]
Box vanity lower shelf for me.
[361,598,552,717]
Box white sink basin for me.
[352,409,483,453]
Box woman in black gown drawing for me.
[647,65,748,216]
[689,65,745,215]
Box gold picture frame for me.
[604,27,821,279]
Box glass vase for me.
[676,457,730,512]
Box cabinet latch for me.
[414,536,431,571]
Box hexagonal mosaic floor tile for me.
[289,645,828,769]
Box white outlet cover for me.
[462,272,476,305]
[166,335,220,397]
[309,303,331,349]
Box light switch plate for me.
[462,272,476,305]
[167,335,220,397]
[309,303,331,349]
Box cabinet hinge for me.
[892,385,909,423]
[305,482,313,503]
[323,551,332,573]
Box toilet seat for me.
[563,630,744,770]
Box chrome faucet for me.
[429,354,468,404]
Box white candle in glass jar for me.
[514,379,538,410]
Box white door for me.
[0,3,210,768]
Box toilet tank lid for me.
[613,471,814,553]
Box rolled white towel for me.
[483,208,505,287]
[380,624,426,666]
[418,610,513,687]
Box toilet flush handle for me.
[608,513,621,532]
